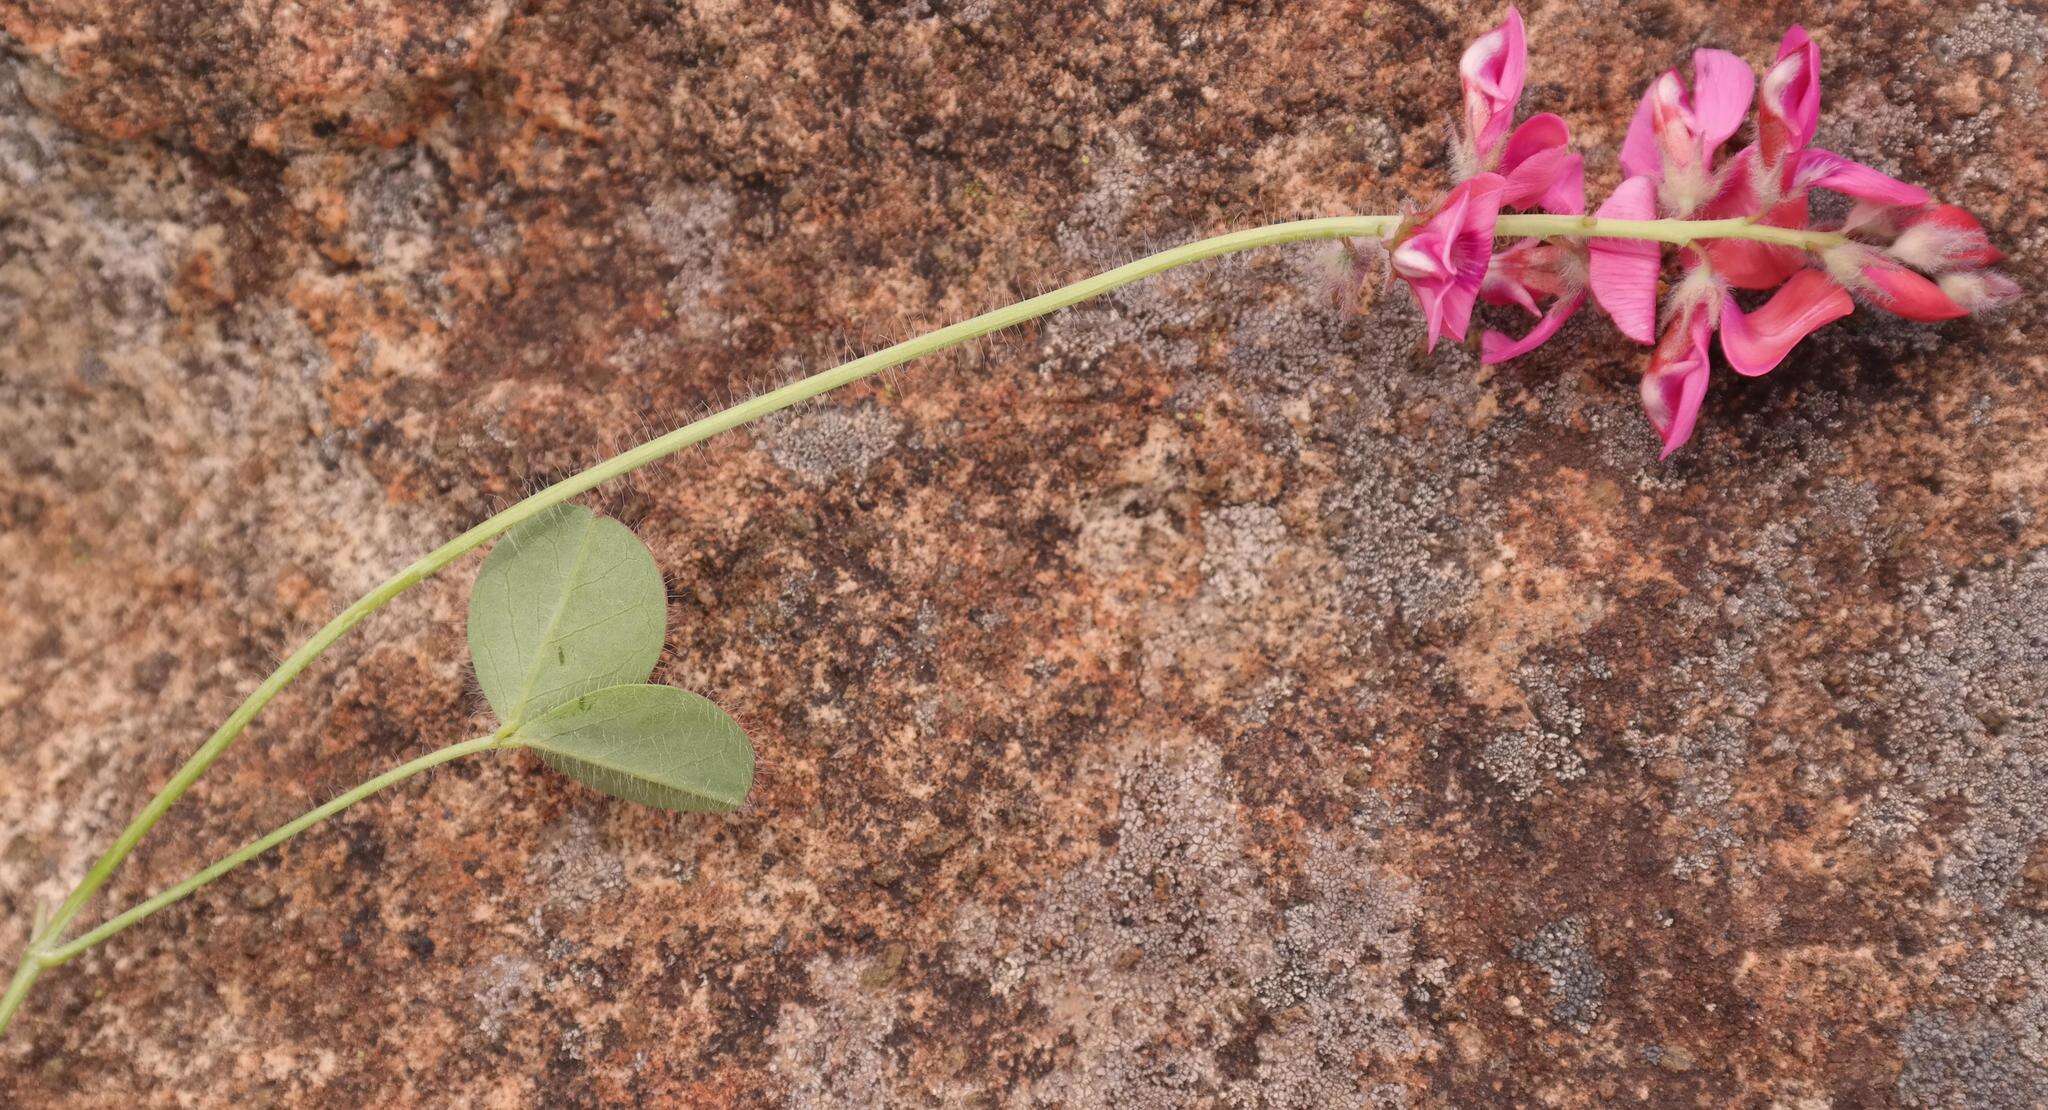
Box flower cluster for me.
[1394,7,1588,362]
[1376,8,2018,457]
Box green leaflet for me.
[466,503,667,726]
[467,506,754,813]
[519,684,755,812]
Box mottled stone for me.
[2,1,2045,1105]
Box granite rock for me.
[2,1,2044,1104]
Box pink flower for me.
[1621,49,1754,215]
[1640,300,1716,458]
[1497,113,1585,214]
[1695,149,1927,292]
[1587,175,1662,343]
[1819,198,2016,323]
[1825,247,1969,321]
[1449,10,1586,362]
[1888,204,2006,272]
[1373,12,2022,456]
[1479,238,1587,363]
[1456,8,1582,216]
[1392,174,1507,350]
[1588,21,2020,455]
[1479,117,1587,363]
[1481,239,1574,315]
[1460,7,1527,169]
[1758,26,1821,176]
[1637,265,1855,457]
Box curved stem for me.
[31,730,518,981]
[30,214,1390,952]
[13,212,1842,1036]
[1,731,515,1037]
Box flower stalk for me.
[0,210,1896,1042]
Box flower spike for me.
[1378,11,2014,454]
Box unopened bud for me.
[1824,244,1968,322]
[1936,270,2022,315]
[1889,204,2003,272]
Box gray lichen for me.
[1515,916,1605,1034]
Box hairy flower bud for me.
[1824,244,1968,321]
[1888,204,2004,272]
[1935,270,2022,314]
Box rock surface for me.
[2,1,2044,1104]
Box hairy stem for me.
[7,211,1841,1039]
[39,730,518,968]
[0,730,519,1036]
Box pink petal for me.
[1620,79,1666,182]
[1443,199,1507,342]
[1592,171,1658,219]
[1795,149,1932,207]
[1543,153,1586,215]
[1482,289,1586,364]
[1500,112,1570,171]
[1648,72,1698,178]
[1718,270,1854,376]
[1588,175,1662,344]
[1860,259,1969,321]
[1396,175,1507,349]
[1689,49,1756,158]
[1460,7,1529,163]
[1644,366,1709,459]
[1706,239,1806,290]
[1648,365,1710,460]
[1760,25,1820,163]
[1497,114,1584,214]
[1500,143,1572,210]
[1429,183,1475,272]
[1777,23,1817,66]
[1480,258,1543,314]
[1641,309,1715,458]
[1481,238,1572,313]
[1417,282,1450,344]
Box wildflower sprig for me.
[1378,9,2019,456]
[1,8,2016,1040]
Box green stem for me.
[8,211,1841,1038]
[29,215,1383,949]
[0,958,39,1040]
[1,725,504,1038]
[1501,214,1843,249]
[22,730,518,988]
